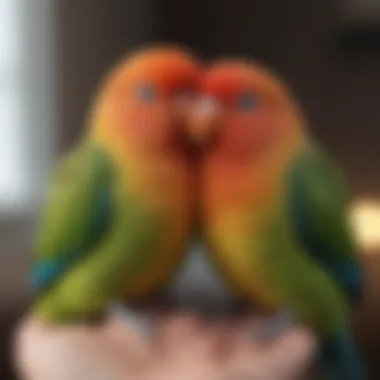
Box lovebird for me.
[188,60,365,379]
[29,45,201,323]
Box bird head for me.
[93,45,201,151]
[187,59,304,158]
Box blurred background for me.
[0,0,380,378]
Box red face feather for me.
[201,62,256,106]
[194,60,302,159]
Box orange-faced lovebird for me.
[30,45,201,323]
[188,60,364,379]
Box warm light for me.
[350,199,380,252]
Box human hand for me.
[222,317,317,380]
[12,313,153,380]
[145,314,316,380]
[149,314,226,380]
[13,312,224,380]
[13,313,316,380]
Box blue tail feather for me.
[318,328,365,380]
[30,256,74,291]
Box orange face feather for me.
[92,45,201,153]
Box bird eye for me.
[136,84,157,102]
[236,93,259,111]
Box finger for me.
[211,319,236,358]
[262,327,317,379]
[102,314,154,368]
[14,316,136,380]
[224,316,273,374]
[156,313,204,344]
[157,314,223,364]
[227,315,270,354]
[155,313,202,361]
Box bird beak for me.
[173,93,196,129]
[187,95,221,146]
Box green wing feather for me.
[30,139,165,322]
[287,144,363,303]
[31,141,113,292]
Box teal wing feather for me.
[287,145,362,304]
[30,141,113,292]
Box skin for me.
[14,313,316,380]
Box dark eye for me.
[136,84,157,102]
[236,93,259,111]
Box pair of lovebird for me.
[30,44,364,379]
